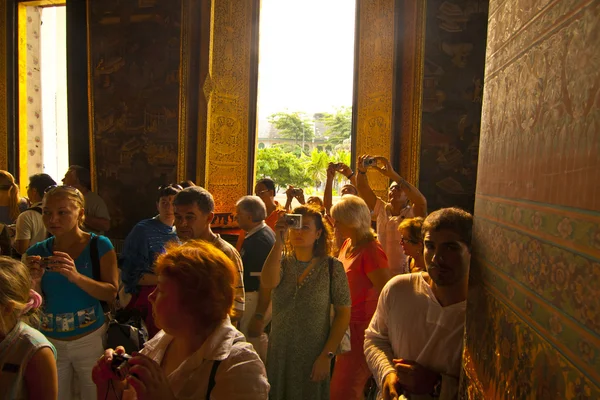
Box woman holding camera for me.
[26,186,118,400]
[329,195,391,400]
[92,240,270,400]
[261,206,351,400]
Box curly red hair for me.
[155,240,237,327]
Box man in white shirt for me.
[14,173,56,255]
[62,165,111,234]
[173,186,246,322]
[356,155,427,276]
[364,207,472,400]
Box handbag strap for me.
[206,360,222,399]
[90,235,109,313]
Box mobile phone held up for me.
[284,214,302,230]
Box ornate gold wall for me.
[461,0,600,398]
[355,0,395,198]
[0,0,7,170]
[202,0,257,223]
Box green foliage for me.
[255,147,311,191]
[268,111,314,143]
[321,106,352,145]
[304,149,330,190]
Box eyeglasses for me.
[0,184,12,191]
[256,189,271,196]
[401,237,421,245]
[44,185,80,194]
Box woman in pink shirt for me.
[329,195,392,400]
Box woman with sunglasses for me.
[329,195,392,400]
[261,205,351,400]
[25,186,118,400]
[119,184,181,338]
[398,217,426,273]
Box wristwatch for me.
[327,352,335,359]
[430,375,442,398]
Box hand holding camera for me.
[93,347,176,400]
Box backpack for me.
[90,235,148,353]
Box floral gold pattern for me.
[462,0,600,397]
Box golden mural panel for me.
[203,0,254,218]
[0,0,7,170]
[399,0,426,186]
[355,0,396,197]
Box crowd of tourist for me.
[0,155,472,400]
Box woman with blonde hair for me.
[262,205,351,400]
[329,195,391,400]
[25,186,118,400]
[398,217,426,273]
[0,256,58,399]
[0,170,28,225]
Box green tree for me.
[303,149,330,190]
[268,111,314,145]
[322,106,352,145]
[256,147,311,191]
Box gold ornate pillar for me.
[0,0,7,170]
[355,0,396,197]
[398,0,425,186]
[203,0,256,221]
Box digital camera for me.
[40,257,54,270]
[111,354,133,380]
[284,214,303,230]
[292,188,303,196]
[362,157,377,168]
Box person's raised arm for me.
[260,212,286,289]
[323,163,336,215]
[356,154,378,211]
[284,186,295,212]
[336,162,356,187]
[374,157,427,217]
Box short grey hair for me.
[236,196,267,222]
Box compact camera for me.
[291,188,303,196]
[111,354,133,380]
[40,257,54,270]
[362,157,377,168]
[284,214,303,230]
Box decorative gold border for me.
[176,0,190,182]
[399,0,425,186]
[355,0,396,199]
[17,3,28,193]
[0,0,7,170]
[85,0,96,191]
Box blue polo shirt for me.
[26,234,114,339]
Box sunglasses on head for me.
[44,185,79,194]
[158,184,183,191]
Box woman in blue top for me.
[25,186,118,400]
[119,183,180,338]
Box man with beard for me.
[364,208,472,400]
[356,155,427,275]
